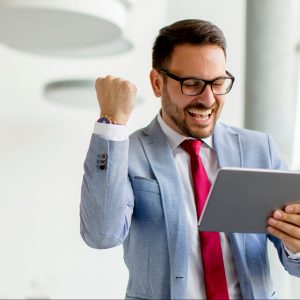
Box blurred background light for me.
[44,79,144,108]
[0,0,133,57]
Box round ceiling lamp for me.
[44,79,97,108]
[44,79,143,108]
[0,0,133,57]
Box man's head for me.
[150,19,234,139]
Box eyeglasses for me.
[160,69,235,96]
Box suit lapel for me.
[140,118,188,299]
[213,122,243,168]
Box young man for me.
[80,19,300,299]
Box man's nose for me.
[196,84,215,106]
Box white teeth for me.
[187,108,212,116]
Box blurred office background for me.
[0,0,299,298]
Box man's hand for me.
[267,203,300,254]
[95,76,137,125]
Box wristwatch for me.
[97,115,111,124]
[97,114,121,125]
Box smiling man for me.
[80,19,300,299]
[151,44,230,139]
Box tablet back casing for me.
[198,168,300,233]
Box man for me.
[80,19,300,299]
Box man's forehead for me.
[167,44,226,76]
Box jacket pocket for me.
[132,176,160,194]
[132,176,163,225]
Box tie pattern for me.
[181,139,229,300]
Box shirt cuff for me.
[284,244,300,259]
[93,122,129,141]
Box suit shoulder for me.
[218,122,268,139]
[216,122,286,169]
[128,127,146,147]
[129,127,145,139]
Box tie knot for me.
[181,139,202,157]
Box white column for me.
[246,1,300,298]
[291,49,300,170]
[245,0,300,165]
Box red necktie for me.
[181,139,229,300]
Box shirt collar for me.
[157,112,213,151]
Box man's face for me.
[159,44,227,139]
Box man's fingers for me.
[94,75,137,124]
[272,209,300,227]
[268,205,300,253]
[268,218,300,239]
[285,203,300,214]
[267,225,300,253]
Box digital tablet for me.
[198,167,300,233]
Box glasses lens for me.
[212,78,233,95]
[181,77,233,96]
[182,79,205,96]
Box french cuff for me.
[93,122,129,141]
[284,244,300,259]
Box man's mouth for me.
[187,107,215,120]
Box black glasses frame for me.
[160,68,235,96]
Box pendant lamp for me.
[0,0,133,57]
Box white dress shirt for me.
[93,115,300,299]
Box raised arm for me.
[80,76,137,249]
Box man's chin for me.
[184,113,218,138]
[186,123,215,139]
[189,130,213,139]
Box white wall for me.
[0,0,299,298]
[0,1,165,298]
[292,54,300,170]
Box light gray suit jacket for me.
[80,117,300,299]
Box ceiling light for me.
[0,0,133,57]
[44,79,143,108]
[44,79,97,108]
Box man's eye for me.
[183,80,202,87]
[213,79,225,86]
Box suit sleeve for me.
[267,134,300,277]
[80,134,134,249]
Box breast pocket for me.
[132,176,163,225]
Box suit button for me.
[101,153,108,160]
[97,153,107,170]
[97,159,107,163]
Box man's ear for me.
[150,69,163,97]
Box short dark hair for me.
[152,19,226,70]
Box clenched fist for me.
[95,76,137,125]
